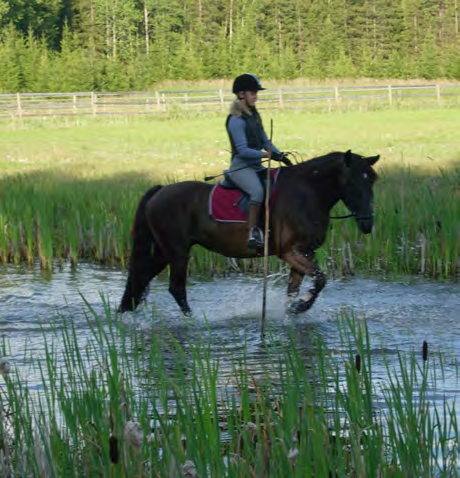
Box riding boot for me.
[247,202,264,251]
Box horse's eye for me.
[363,173,368,179]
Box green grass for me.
[1,108,459,179]
[0,303,457,476]
[0,108,459,276]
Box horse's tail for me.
[120,185,163,312]
[130,185,163,243]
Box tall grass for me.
[0,108,458,277]
[0,303,458,476]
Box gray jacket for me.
[226,99,280,172]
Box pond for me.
[1,263,458,403]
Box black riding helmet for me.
[232,73,265,94]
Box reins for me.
[206,152,375,223]
[203,152,298,182]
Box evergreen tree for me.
[49,25,95,91]
[0,1,8,25]
[3,0,65,49]
[0,0,459,93]
[20,30,52,92]
[0,24,23,92]
[418,32,442,78]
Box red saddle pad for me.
[209,168,281,223]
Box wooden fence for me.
[0,83,459,118]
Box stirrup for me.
[247,227,264,249]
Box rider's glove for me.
[271,151,292,166]
[278,153,293,166]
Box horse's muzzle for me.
[356,217,374,234]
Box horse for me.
[119,150,379,315]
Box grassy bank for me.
[0,108,458,277]
[0,305,457,476]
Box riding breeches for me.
[227,167,264,203]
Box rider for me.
[226,73,292,251]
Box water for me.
[1,263,459,412]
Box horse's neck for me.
[315,177,343,212]
[285,166,344,214]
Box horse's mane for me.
[288,151,348,179]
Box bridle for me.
[329,212,374,220]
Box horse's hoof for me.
[181,307,193,317]
[287,299,312,314]
[118,303,133,314]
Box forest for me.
[0,0,459,93]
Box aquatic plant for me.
[0,109,458,278]
[0,302,457,476]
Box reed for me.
[0,108,458,278]
[0,303,457,475]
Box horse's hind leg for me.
[120,248,168,312]
[282,250,326,314]
[168,255,191,315]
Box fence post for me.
[162,93,166,111]
[155,91,161,111]
[73,95,77,115]
[334,86,340,104]
[435,84,441,105]
[388,85,392,106]
[278,87,284,108]
[219,89,224,108]
[16,93,22,118]
[91,92,97,116]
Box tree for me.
[93,0,140,60]
[20,30,52,92]
[417,32,442,78]
[0,24,23,92]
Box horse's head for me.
[341,150,379,234]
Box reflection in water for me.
[0,263,459,410]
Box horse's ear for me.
[344,150,352,167]
[366,155,380,166]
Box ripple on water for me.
[0,264,459,409]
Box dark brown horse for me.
[120,150,379,315]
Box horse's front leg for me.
[282,250,326,314]
[287,267,304,299]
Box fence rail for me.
[0,84,459,118]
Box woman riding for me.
[226,73,292,251]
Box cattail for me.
[124,420,143,454]
[423,341,428,362]
[0,358,11,377]
[246,422,257,434]
[34,429,52,477]
[182,460,197,477]
[109,435,119,464]
[355,354,361,373]
[287,447,299,465]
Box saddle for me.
[209,169,280,223]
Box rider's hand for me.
[271,151,292,166]
[279,153,293,166]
